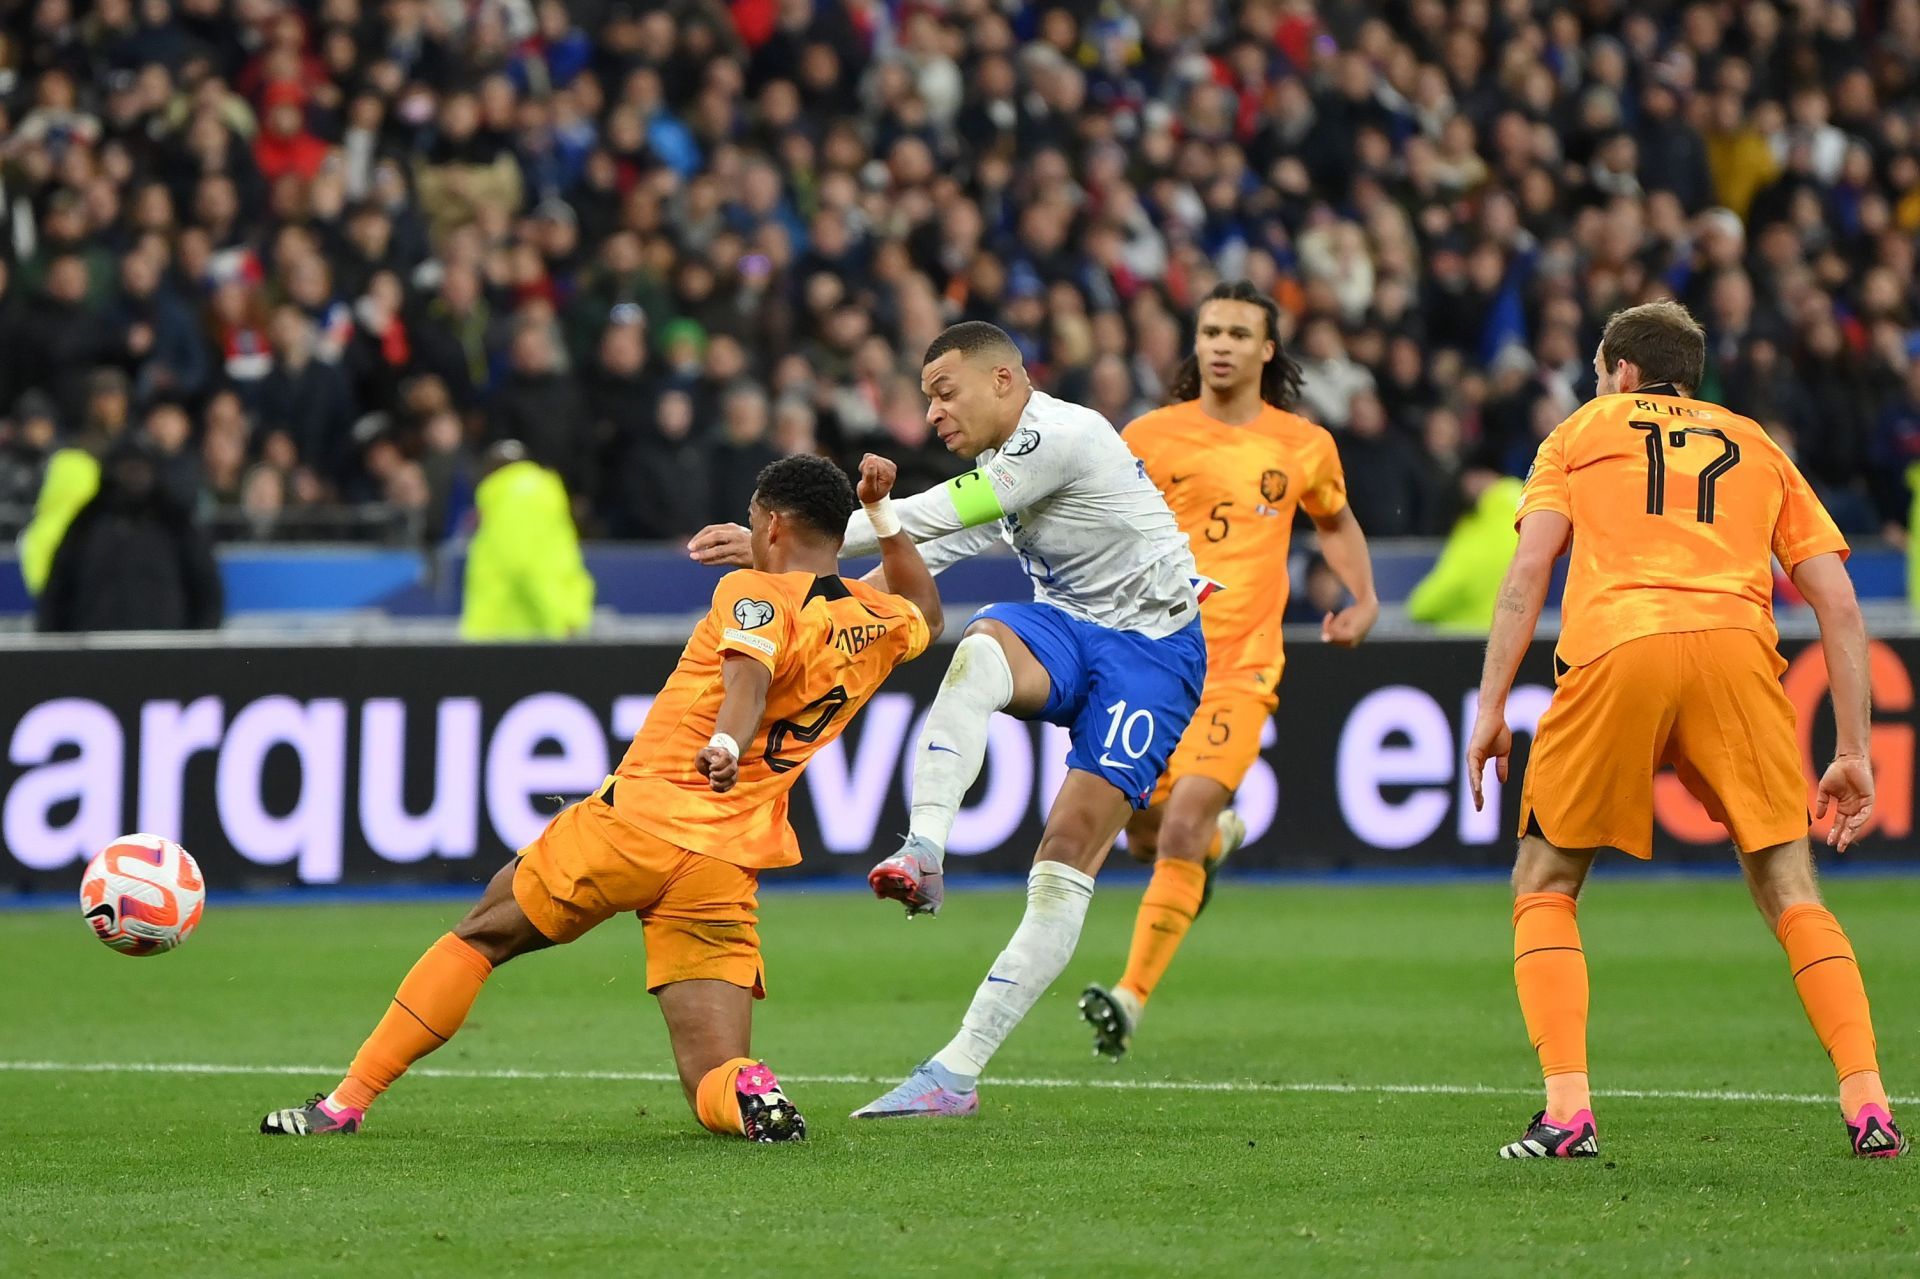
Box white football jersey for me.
[844,390,1201,639]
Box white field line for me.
[0,1059,1880,1107]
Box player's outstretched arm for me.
[688,523,753,567]
[1312,506,1380,647]
[1467,510,1570,810]
[696,655,774,793]
[858,453,945,644]
[1791,551,1876,850]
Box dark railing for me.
[0,502,424,545]
[202,504,427,545]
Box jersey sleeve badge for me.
[733,598,776,629]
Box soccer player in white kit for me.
[691,322,1207,1117]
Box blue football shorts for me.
[971,601,1207,808]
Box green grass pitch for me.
[2,872,1915,1277]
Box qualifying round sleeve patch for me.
[1003,426,1041,456]
[733,598,776,629]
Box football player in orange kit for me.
[1079,281,1379,1059]
[1469,300,1904,1159]
[261,454,942,1143]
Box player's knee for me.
[1156,811,1212,863]
[454,905,548,966]
[1036,818,1109,870]
[1742,844,1822,929]
[1510,838,1585,898]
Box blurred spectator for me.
[256,306,355,485]
[1870,356,1920,534]
[408,264,492,410]
[22,254,113,428]
[38,440,222,631]
[139,398,204,514]
[707,384,780,525]
[0,392,61,515]
[1407,453,1525,633]
[1284,553,1348,625]
[416,90,524,242]
[1296,317,1375,430]
[488,321,591,501]
[253,83,329,183]
[1337,391,1433,539]
[105,240,210,402]
[614,387,710,541]
[461,441,593,640]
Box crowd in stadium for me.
[2,0,1920,549]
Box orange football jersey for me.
[1517,388,1848,667]
[609,569,930,868]
[1124,400,1347,684]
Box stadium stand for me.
[0,0,1916,587]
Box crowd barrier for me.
[3,631,1913,896]
[2,543,1910,619]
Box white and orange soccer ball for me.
[79,835,206,956]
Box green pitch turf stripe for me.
[0,1059,1889,1107]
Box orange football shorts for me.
[1151,674,1279,804]
[513,789,765,997]
[1519,628,1811,859]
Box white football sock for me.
[930,861,1096,1085]
[907,632,1014,855]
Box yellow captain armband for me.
[944,471,1006,528]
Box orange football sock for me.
[1776,903,1884,1109]
[694,1057,757,1135]
[1117,858,1208,1005]
[333,933,493,1112]
[1512,892,1589,1119]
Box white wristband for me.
[865,497,901,539]
[707,732,740,760]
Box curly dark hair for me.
[753,454,858,540]
[1167,281,1304,410]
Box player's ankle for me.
[321,1092,368,1121]
[903,823,947,856]
[329,1076,378,1113]
[1543,1072,1591,1125]
[1839,1070,1889,1120]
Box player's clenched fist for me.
[857,453,897,504]
[696,744,739,793]
[687,523,752,567]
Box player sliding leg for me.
[258,856,805,1142]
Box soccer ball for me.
[79,835,206,956]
